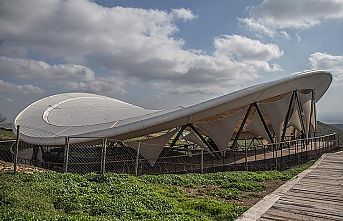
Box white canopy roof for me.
[14,70,332,145]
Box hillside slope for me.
[316,121,343,144]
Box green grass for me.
[0,160,314,221]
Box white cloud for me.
[309,52,343,84]
[0,79,44,94]
[0,56,95,81]
[214,35,283,61]
[0,56,127,96]
[238,18,275,38]
[0,0,283,96]
[0,0,185,61]
[0,0,283,101]
[171,8,197,21]
[63,76,127,95]
[240,0,343,38]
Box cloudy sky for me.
[0,0,343,123]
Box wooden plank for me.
[272,203,343,220]
[258,218,275,221]
[290,188,343,198]
[289,191,343,199]
[286,191,343,203]
[262,207,327,221]
[280,195,343,207]
[278,197,343,212]
[295,182,343,188]
[255,151,343,221]
[291,185,343,193]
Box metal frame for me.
[169,123,220,157]
[308,90,315,138]
[253,102,274,144]
[169,125,187,148]
[294,91,307,139]
[281,91,296,142]
[129,90,317,164]
[169,101,277,154]
[231,104,253,148]
[188,123,221,158]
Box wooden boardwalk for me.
[237,151,343,221]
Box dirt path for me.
[0,160,47,173]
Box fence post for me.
[63,137,70,173]
[338,133,340,150]
[305,137,308,159]
[310,137,313,151]
[275,144,278,170]
[314,136,316,150]
[263,145,266,160]
[135,141,141,176]
[14,125,20,174]
[320,136,322,154]
[338,133,341,149]
[101,138,107,175]
[201,148,204,174]
[245,138,248,171]
[297,138,300,164]
[272,143,275,158]
[222,150,225,171]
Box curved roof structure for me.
[15,70,332,147]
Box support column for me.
[281,92,296,142]
[231,104,253,149]
[294,91,306,140]
[308,90,315,139]
[188,123,221,158]
[169,125,187,148]
[254,102,274,144]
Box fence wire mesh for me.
[0,140,15,163]
[62,133,338,175]
[1,124,340,175]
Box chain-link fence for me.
[0,140,15,163]
[1,125,340,174]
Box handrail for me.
[135,133,337,161]
[0,139,16,143]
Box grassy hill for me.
[316,121,343,144]
[330,124,343,130]
[0,162,314,221]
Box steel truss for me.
[168,90,316,155]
